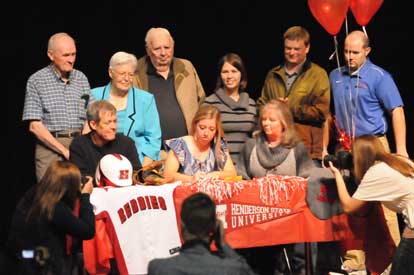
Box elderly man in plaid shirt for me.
[22,32,94,181]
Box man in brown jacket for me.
[257,26,331,165]
[257,26,335,275]
[133,27,205,159]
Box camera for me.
[323,150,353,170]
[20,246,50,266]
[81,175,89,188]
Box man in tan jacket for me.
[133,27,205,159]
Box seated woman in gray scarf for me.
[238,99,315,275]
[239,99,314,180]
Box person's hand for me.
[193,171,207,181]
[216,219,225,245]
[396,149,409,158]
[327,161,340,176]
[212,219,226,254]
[132,171,141,185]
[321,149,329,168]
[205,171,220,180]
[143,174,174,185]
[146,160,164,171]
[63,148,70,160]
[193,171,220,181]
[81,176,93,194]
[141,160,164,173]
[279,97,288,103]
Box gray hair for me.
[144,27,174,48]
[47,32,74,51]
[87,100,117,124]
[109,51,138,70]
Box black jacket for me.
[7,186,95,275]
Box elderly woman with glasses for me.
[92,51,161,167]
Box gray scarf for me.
[255,133,291,169]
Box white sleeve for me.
[352,163,403,202]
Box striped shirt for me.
[203,88,257,169]
[22,65,93,131]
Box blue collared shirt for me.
[329,59,403,137]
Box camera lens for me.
[324,151,353,169]
[337,151,353,170]
[323,154,338,167]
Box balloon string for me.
[334,36,340,69]
[362,26,368,39]
[345,15,349,36]
[328,36,341,69]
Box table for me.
[83,175,388,275]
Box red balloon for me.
[350,0,383,26]
[308,0,350,36]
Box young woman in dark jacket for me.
[7,160,95,275]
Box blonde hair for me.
[191,105,225,163]
[284,26,310,46]
[259,99,301,148]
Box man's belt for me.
[51,130,81,138]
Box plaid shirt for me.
[22,65,94,131]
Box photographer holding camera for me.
[327,30,408,274]
[7,161,95,275]
[147,192,256,275]
[328,135,414,275]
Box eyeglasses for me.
[111,70,134,79]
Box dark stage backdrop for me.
[3,0,412,265]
